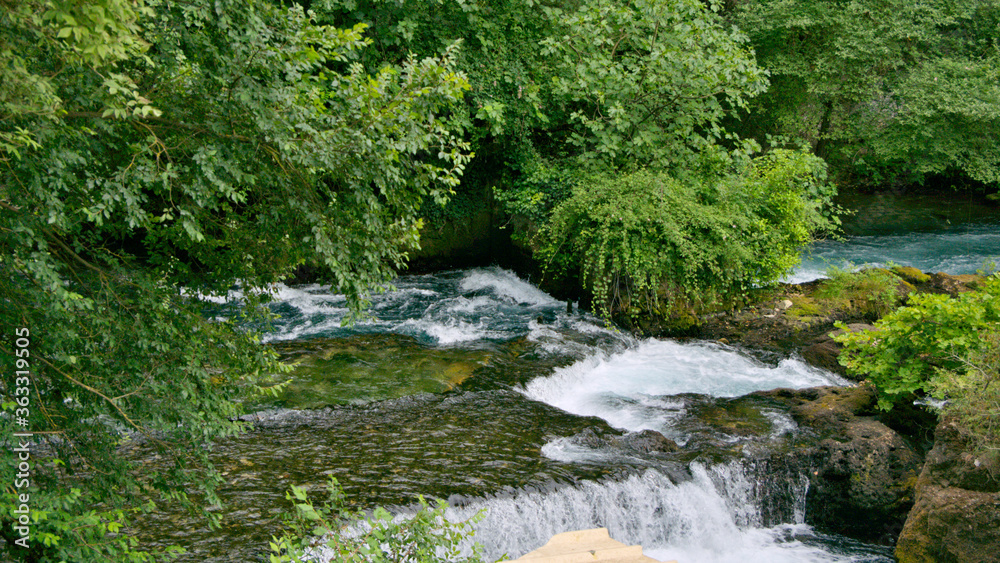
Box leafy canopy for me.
[1,0,470,560]
[542,0,768,171]
[735,0,1000,188]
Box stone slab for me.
[514,528,676,563]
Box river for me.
[136,200,999,562]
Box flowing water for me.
[132,265,906,563]
[789,196,1000,283]
[130,197,1000,561]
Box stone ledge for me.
[514,528,675,563]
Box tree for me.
[734,0,1000,189]
[1,0,470,560]
[541,0,767,172]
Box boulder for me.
[896,420,1000,562]
[800,323,874,379]
[755,386,923,543]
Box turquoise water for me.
[789,215,999,283]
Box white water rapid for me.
[521,339,846,437]
[446,463,881,563]
[259,268,890,563]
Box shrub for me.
[270,478,487,563]
[836,275,1000,411]
[537,149,840,321]
[928,329,1000,454]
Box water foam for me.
[228,268,568,344]
[522,339,847,433]
[438,462,885,563]
[459,269,558,307]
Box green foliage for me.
[836,275,1000,410]
[308,0,556,182]
[310,0,771,233]
[542,0,768,171]
[0,453,182,562]
[814,266,910,320]
[927,329,1000,454]
[860,52,1000,186]
[1,0,470,560]
[0,0,152,158]
[269,478,487,563]
[492,156,579,226]
[735,0,1000,189]
[538,148,839,320]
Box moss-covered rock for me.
[688,398,774,438]
[754,386,923,543]
[896,419,1000,562]
[892,265,932,284]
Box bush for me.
[270,478,487,563]
[537,149,840,321]
[928,329,1000,454]
[836,275,1000,411]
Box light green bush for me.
[836,275,1000,411]
[538,148,840,320]
[270,478,487,563]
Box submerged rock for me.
[896,419,1000,562]
[571,427,680,454]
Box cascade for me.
[152,266,907,561]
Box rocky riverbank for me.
[683,270,995,560]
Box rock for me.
[927,272,986,296]
[408,204,496,271]
[570,427,679,454]
[754,386,923,543]
[806,418,923,542]
[896,420,1000,562]
[891,266,931,284]
[620,429,680,453]
[800,338,845,375]
[800,323,874,378]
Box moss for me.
[785,295,825,321]
[690,401,772,437]
[814,267,911,320]
[891,266,931,284]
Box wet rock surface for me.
[754,386,924,544]
[896,420,1000,562]
[571,427,681,454]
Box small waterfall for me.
[442,461,867,563]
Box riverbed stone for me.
[896,419,1000,562]
[571,427,680,454]
[754,386,923,543]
